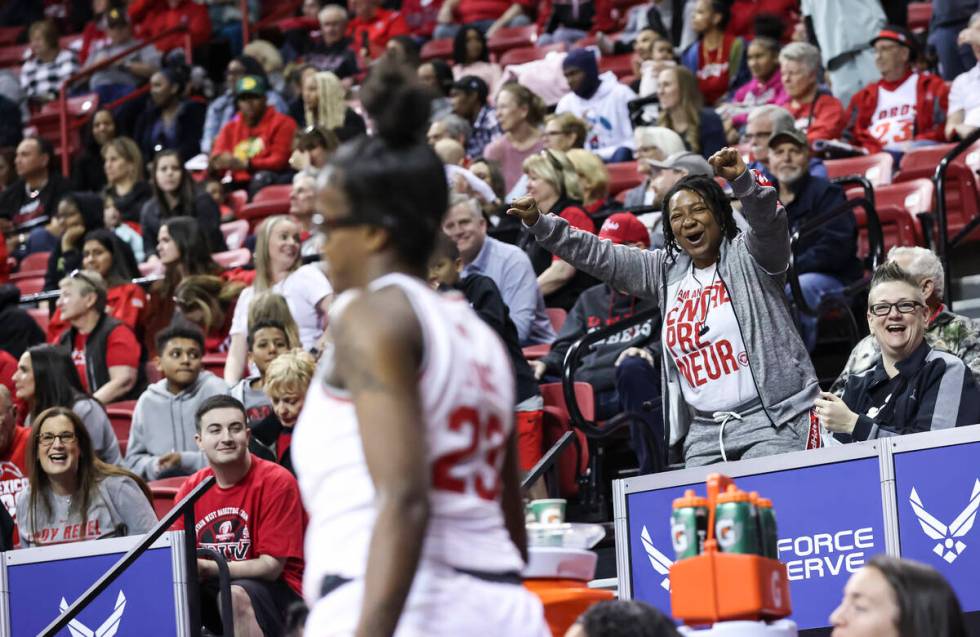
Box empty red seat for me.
[539,382,592,497]
[606,161,642,196]
[896,142,980,244]
[824,152,894,187]
[0,44,27,68]
[202,352,229,378]
[27,307,49,334]
[149,476,190,520]
[0,27,23,46]
[220,219,249,251]
[12,251,50,279]
[212,248,252,269]
[499,43,565,67]
[488,25,537,58]
[106,400,137,454]
[14,276,45,296]
[239,200,288,232]
[252,184,292,204]
[908,2,932,33]
[598,53,633,79]
[420,37,454,62]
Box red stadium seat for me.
[420,37,454,62]
[212,248,252,269]
[227,189,248,216]
[13,276,45,296]
[824,152,894,187]
[149,476,189,520]
[202,352,229,378]
[27,307,49,334]
[0,44,27,68]
[11,251,50,279]
[871,179,931,250]
[598,53,633,79]
[488,25,537,58]
[896,142,980,244]
[239,200,289,232]
[252,184,292,204]
[606,161,642,196]
[220,219,249,251]
[539,382,592,497]
[908,2,932,33]
[106,400,137,455]
[546,307,567,332]
[498,43,565,67]
[0,27,23,46]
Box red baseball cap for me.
[599,213,650,248]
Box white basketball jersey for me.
[869,73,918,146]
[292,273,524,605]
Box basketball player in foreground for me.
[290,60,550,636]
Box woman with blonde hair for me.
[224,215,301,383]
[173,274,247,353]
[483,82,546,191]
[566,149,614,216]
[657,66,725,158]
[250,349,316,474]
[16,406,155,547]
[301,71,366,141]
[518,149,597,310]
[102,136,151,223]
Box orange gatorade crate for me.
[668,474,792,625]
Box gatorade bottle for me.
[755,496,779,559]
[714,485,760,555]
[671,489,708,560]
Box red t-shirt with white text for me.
[174,456,307,595]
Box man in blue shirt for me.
[442,195,555,346]
[770,127,862,352]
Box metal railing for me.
[932,126,980,306]
[57,24,194,175]
[40,476,215,637]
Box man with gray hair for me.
[307,5,359,79]
[831,246,980,394]
[428,112,472,149]
[779,42,847,145]
[745,105,828,181]
[441,194,555,346]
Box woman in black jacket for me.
[140,149,226,262]
[132,64,205,163]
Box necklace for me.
[690,262,718,337]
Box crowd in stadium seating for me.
[2,0,980,633]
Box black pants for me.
[201,577,300,636]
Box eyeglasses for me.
[38,431,77,447]
[869,300,924,316]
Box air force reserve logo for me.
[909,479,980,563]
[640,526,673,591]
[58,591,126,637]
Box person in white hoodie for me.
[555,48,637,162]
[124,324,229,480]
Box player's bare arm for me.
[334,288,431,637]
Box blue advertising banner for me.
[894,441,980,612]
[626,458,885,630]
[7,544,179,636]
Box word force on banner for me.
[777,527,875,580]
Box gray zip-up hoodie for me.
[527,169,820,446]
[123,371,229,480]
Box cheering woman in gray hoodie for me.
[509,148,821,466]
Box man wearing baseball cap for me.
[210,75,298,192]
[531,212,666,473]
[845,26,949,155]
[86,5,161,103]
[768,127,861,353]
[450,75,500,159]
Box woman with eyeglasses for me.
[16,406,154,547]
[517,149,597,311]
[45,229,144,342]
[815,262,980,442]
[13,345,121,465]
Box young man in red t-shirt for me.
[55,271,141,404]
[174,395,306,637]
[0,386,28,526]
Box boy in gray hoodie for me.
[124,324,229,480]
